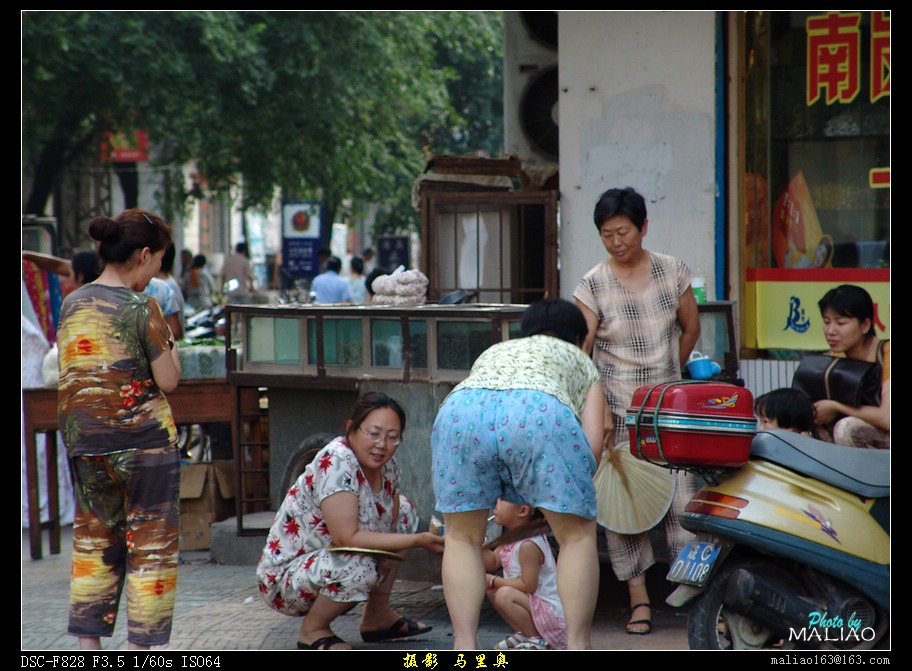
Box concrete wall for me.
[268,388,360,508]
[556,11,718,300]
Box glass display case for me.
[226,303,528,385]
[227,301,737,385]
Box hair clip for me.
[141,213,155,226]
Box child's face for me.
[757,413,807,434]
[757,414,780,431]
[492,498,525,527]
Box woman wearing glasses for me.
[256,392,445,650]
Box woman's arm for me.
[575,299,599,357]
[151,338,181,393]
[580,382,608,463]
[676,288,702,368]
[814,377,890,432]
[482,546,500,573]
[165,313,183,341]
[321,491,445,554]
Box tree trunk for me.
[116,163,139,209]
[24,139,69,216]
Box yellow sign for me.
[745,269,890,350]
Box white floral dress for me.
[256,437,417,616]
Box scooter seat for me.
[751,430,889,499]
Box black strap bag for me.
[791,340,886,408]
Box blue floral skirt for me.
[431,388,597,518]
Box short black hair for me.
[593,187,648,231]
[520,298,589,346]
[818,284,876,338]
[326,256,342,273]
[350,256,364,274]
[346,391,406,436]
[755,388,815,433]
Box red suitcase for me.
[626,381,757,468]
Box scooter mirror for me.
[223,278,240,294]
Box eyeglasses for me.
[359,427,402,446]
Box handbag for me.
[791,340,886,407]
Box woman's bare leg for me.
[359,557,430,634]
[542,511,599,650]
[299,594,356,649]
[625,572,652,634]
[441,509,489,649]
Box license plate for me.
[666,541,721,587]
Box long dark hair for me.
[89,208,172,265]
[345,391,406,435]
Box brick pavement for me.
[21,526,689,652]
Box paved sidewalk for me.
[21,526,690,652]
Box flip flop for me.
[361,617,433,642]
[297,635,350,650]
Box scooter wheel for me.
[687,559,792,650]
[278,432,337,497]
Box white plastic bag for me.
[41,343,59,387]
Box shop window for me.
[743,11,889,271]
[740,11,890,353]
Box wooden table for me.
[22,380,236,560]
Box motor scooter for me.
[663,429,890,650]
[182,279,240,343]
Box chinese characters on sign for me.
[806,11,889,106]
[870,11,890,103]
[806,11,890,189]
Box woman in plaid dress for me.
[574,187,701,635]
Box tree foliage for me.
[22,11,503,238]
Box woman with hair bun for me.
[57,208,182,650]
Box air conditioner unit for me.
[503,11,559,165]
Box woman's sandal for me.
[360,617,433,642]
[625,602,653,635]
[297,635,351,650]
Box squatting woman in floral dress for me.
[256,392,444,650]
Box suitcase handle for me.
[631,380,708,468]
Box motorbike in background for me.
[664,429,889,650]
[177,279,238,460]
[182,279,239,344]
